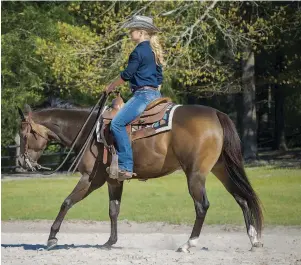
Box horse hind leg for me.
[234,194,263,248]
[212,161,263,249]
[177,169,210,253]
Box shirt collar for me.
[137,40,150,47]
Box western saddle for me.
[100,94,172,163]
[99,94,172,167]
[102,94,171,125]
[101,94,172,140]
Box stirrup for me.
[117,170,134,181]
[106,167,136,181]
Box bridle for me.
[18,91,109,175]
[20,119,51,171]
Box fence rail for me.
[1,142,75,173]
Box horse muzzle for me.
[18,154,51,172]
[18,155,36,171]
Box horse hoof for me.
[253,242,263,248]
[47,238,58,250]
[99,243,112,250]
[176,247,190,253]
[250,242,263,252]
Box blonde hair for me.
[141,30,164,66]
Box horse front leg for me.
[47,173,106,250]
[102,182,124,248]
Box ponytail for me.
[140,29,165,66]
[150,34,165,66]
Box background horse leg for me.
[212,162,263,248]
[177,168,210,253]
[102,182,124,248]
[47,173,106,250]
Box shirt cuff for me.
[120,72,129,81]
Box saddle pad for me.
[133,104,181,134]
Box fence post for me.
[14,133,25,173]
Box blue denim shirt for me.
[120,41,163,92]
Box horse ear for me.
[17,107,26,121]
[24,104,32,117]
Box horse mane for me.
[33,97,82,111]
[31,97,92,129]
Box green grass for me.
[2,167,301,225]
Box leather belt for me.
[136,86,158,91]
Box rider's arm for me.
[120,50,141,81]
[105,50,140,93]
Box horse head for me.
[17,105,58,171]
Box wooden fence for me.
[1,142,75,173]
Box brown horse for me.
[17,97,263,252]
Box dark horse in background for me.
[17,96,263,252]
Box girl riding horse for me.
[105,16,164,181]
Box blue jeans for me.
[110,89,161,172]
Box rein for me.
[67,92,108,174]
[21,92,109,175]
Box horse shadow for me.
[1,243,122,251]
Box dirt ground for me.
[1,220,301,265]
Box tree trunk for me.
[241,49,257,160]
[268,85,273,130]
[235,93,243,138]
[274,85,288,151]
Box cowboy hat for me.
[121,15,160,32]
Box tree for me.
[1,2,73,145]
[254,2,301,150]
[2,1,300,153]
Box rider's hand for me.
[104,76,124,95]
[104,84,115,94]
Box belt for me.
[135,86,158,91]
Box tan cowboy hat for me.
[121,15,160,32]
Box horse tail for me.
[216,111,263,236]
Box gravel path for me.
[1,220,301,265]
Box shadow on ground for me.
[1,244,122,251]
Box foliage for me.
[1,1,301,147]
[1,2,74,145]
